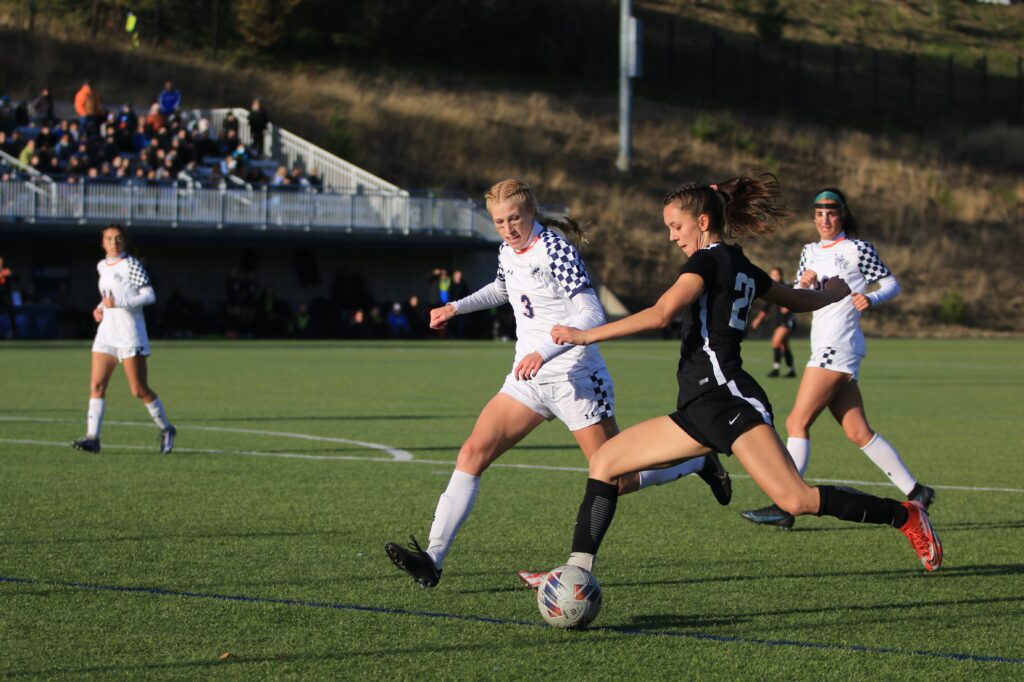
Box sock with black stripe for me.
[570,478,619,561]
[816,485,909,527]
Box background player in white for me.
[385,179,731,589]
[741,188,933,529]
[73,224,176,454]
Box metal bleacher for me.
[0,107,498,241]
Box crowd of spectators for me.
[154,266,505,341]
[0,80,321,190]
[0,256,512,342]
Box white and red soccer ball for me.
[536,565,602,629]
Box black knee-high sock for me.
[816,485,909,527]
[784,348,794,369]
[570,478,619,555]
[773,348,782,364]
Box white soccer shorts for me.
[500,367,615,432]
[806,346,863,381]
[92,341,151,362]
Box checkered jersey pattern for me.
[540,228,591,297]
[795,245,810,286]
[588,372,613,421]
[815,347,839,368]
[495,244,506,282]
[126,257,151,288]
[853,239,891,284]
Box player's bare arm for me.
[763,277,849,312]
[553,273,704,346]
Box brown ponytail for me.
[663,172,792,239]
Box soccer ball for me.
[536,565,602,629]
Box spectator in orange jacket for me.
[74,80,103,135]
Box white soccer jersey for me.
[796,235,893,356]
[94,254,153,350]
[495,225,608,383]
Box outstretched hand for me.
[514,351,545,380]
[429,303,456,330]
[822,276,851,302]
[551,324,587,346]
[850,292,871,311]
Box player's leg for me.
[557,370,727,502]
[123,354,175,453]
[778,326,796,376]
[740,366,845,526]
[73,352,117,452]
[785,365,848,470]
[731,424,941,571]
[768,326,786,377]
[829,381,933,506]
[566,416,711,572]
[387,393,546,587]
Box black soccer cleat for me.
[783,368,797,378]
[160,425,177,454]
[72,436,101,453]
[767,368,781,378]
[908,483,935,510]
[385,535,441,588]
[697,452,732,506]
[740,503,795,529]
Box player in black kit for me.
[550,175,942,579]
[750,266,797,378]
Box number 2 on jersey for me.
[728,273,756,330]
[520,294,535,319]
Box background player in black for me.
[750,266,797,377]
[550,174,942,580]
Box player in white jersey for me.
[741,189,933,529]
[385,179,732,589]
[72,224,176,455]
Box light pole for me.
[616,0,642,174]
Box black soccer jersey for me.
[676,243,773,405]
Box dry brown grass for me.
[2,25,1021,333]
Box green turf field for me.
[1,338,1022,679]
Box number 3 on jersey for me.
[520,294,535,319]
[728,273,756,330]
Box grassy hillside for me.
[1,2,1022,333]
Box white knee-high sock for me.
[87,398,105,438]
[860,433,916,495]
[787,437,810,476]
[145,397,171,430]
[426,469,480,570]
[637,457,706,489]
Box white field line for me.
[2,416,1022,494]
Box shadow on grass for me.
[623,592,1024,630]
[184,414,466,422]
[0,528,342,547]
[1,639,590,678]
[601,562,1024,589]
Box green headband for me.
[814,191,844,205]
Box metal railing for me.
[197,108,404,196]
[0,179,498,239]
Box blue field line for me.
[3,575,1022,666]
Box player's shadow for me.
[932,520,1024,531]
[619,613,749,629]
[0,528,340,547]
[604,562,1024,588]
[626,592,1024,631]
[1,641,571,678]
[184,414,461,422]
[789,519,1024,533]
